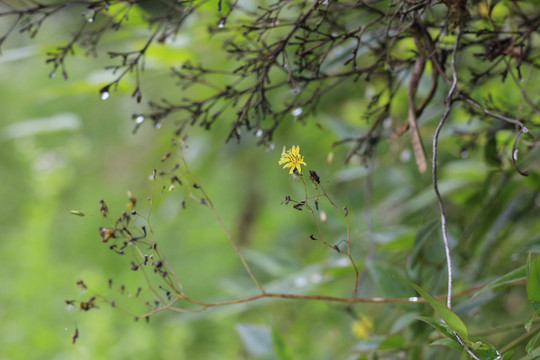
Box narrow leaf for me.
[430,338,463,352]
[524,307,540,333]
[527,256,540,303]
[526,331,540,356]
[471,266,526,301]
[417,316,456,339]
[401,278,469,341]
[500,349,515,360]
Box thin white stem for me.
[432,27,481,360]
[432,27,461,310]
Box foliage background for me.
[1,1,539,359]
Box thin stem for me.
[177,282,486,309]
[455,333,481,360]
[432,27,461,310]
[318,183,360,298]
[432,27,482,360]
[179,151,265,294]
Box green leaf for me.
[500,349,515,360]
[430,338,463,352]
[402,279,469,341]
[527,331,540,356]
[527,253,532,278]
[417,316,456,339]
[527,256,540,303]
[272,326,293,360]
[471,265,526,301]
[378,334,403,351]
[524,307,540,333]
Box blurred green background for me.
[0,5,366,359]
[1,2,540,360]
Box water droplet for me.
[523,127,529,133]
[65,328,68,331]
[49,71,56,78]
[256,129,263,137]
[100,91,110,100]
[291,107,303,117]
[155,123,162,129]
[218,23,225,29]
[513,149,518,160]
[82,9,96,23]
[265,143,275,152]
[322,0,329,5]
[135,115,144,124]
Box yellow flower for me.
[278,145,307,174]
[352,315,373,340]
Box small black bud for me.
[309,170,320,184]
